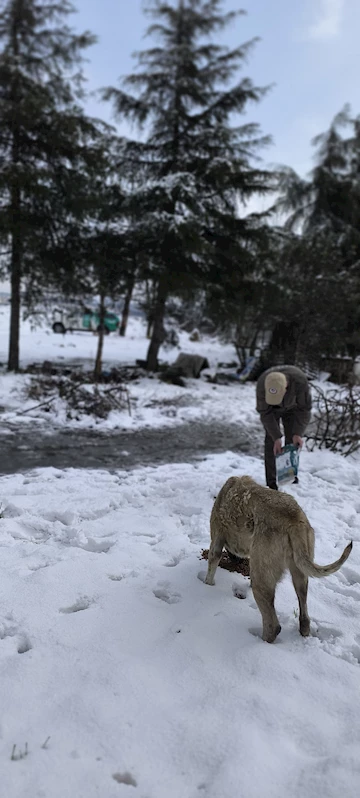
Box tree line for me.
[0,0,359,375]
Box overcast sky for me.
[73,0,360,180]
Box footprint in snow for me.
[0,620,32,654]
[339,566,360,586]
[350,643,360,664]
[317,639,360,668]
[312,622,342,642]
[112,772,137,787]
[17,635,32,654]
[323,581,360,602]
[133,531,163,547]
[108,570,139,581]
[80,537,115,554]
[41,510,75,526]
[0,618,18,640]
[59,597,94,614]
[2,503,23,518]
[153,584,181,604]
[164,550,187,568]
[232,583,248,600]
[309,624,360,667]
[27,558,59,572]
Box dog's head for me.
[235,474,300,521]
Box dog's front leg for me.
[205,536,224,586]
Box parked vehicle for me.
[52,307,119,335]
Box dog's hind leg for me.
[250,554,282,643]
[251,580,281,643]
[289,560,310,637]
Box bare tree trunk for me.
[143,279,154,338]
[146,278,167,371]
[8,209,22,372]
[119,272,135,336]
[146,319,153,339]
[8,12,21,372]
[94,291,106,381]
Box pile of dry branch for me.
[24,367,131,421]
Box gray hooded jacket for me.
[256,365,312,441]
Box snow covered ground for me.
[1,302,360,797]
[0,304,257,431]
[0,303,233,372]
[1,448,360,798]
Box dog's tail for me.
[293,538,353,578]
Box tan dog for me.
[204,475,352,643]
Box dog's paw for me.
[300,619,310,637]
[198,570,213,585]
[263,623,282,643]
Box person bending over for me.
[256,365,312,490]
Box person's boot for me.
[292,477,299,485]
[267,483,278,491]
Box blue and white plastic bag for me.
[276,444,300,485]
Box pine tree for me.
[0,0,97,370]
[271,232,360,366]
[84,178,130,380]
[275,106,360,250]
[45,133,132,376]
[274,107,360,361]
[204,221,282,362]
[103,0,272,370]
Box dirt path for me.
[0,420,263,475]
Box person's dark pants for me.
[265,413,296,489]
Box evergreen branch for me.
[100,86,149,125]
